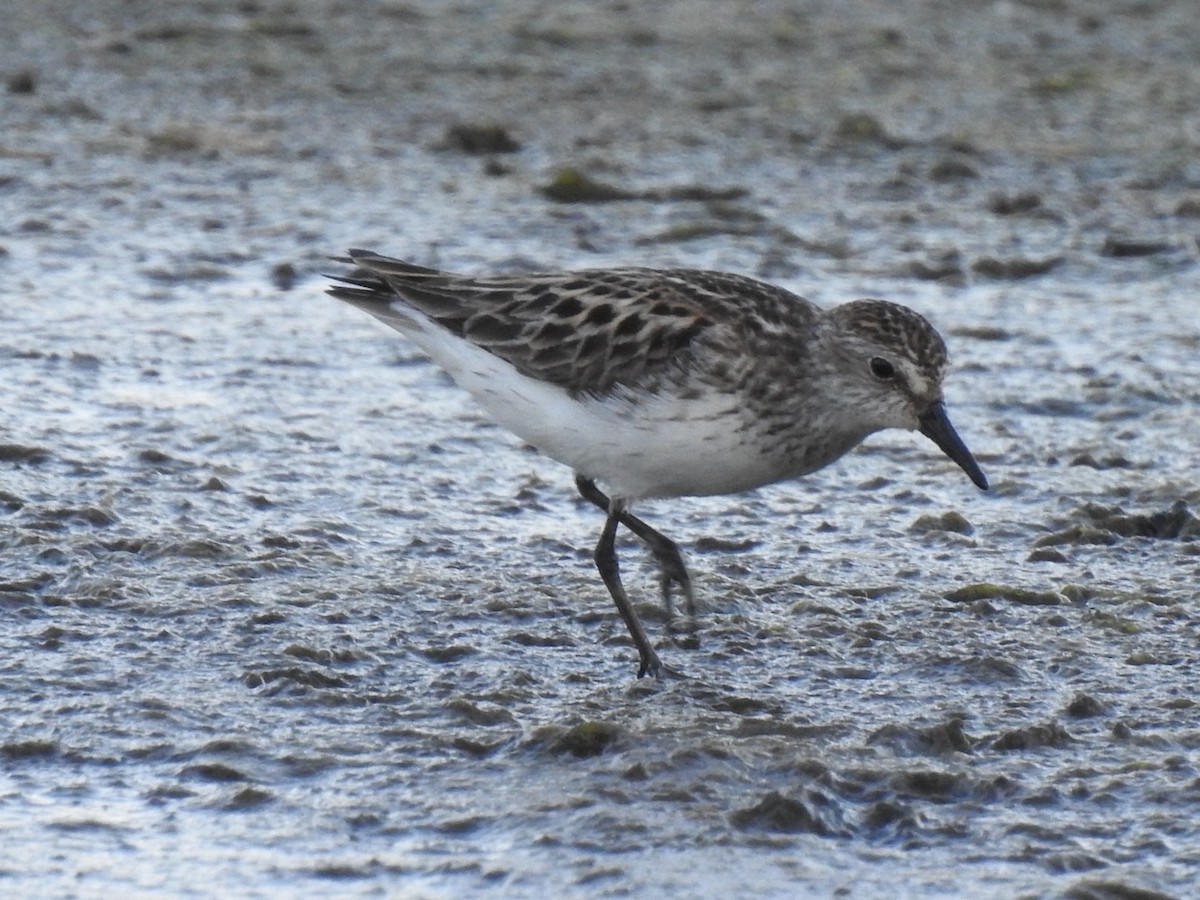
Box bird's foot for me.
[635,651,688,680]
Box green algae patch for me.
[1085,500,1199,540]
[1126,650,1176,666]
[891,769,968,801]
[944,583,1064,606]
[830,112,903,149]
[1,738,59,760]
[226,787,273,810]
[555,721,624,757]
[443,123,522,155]
[1038,500,1200,548]
[730,790,841,836]
[1032,68,1099,94]
[540,168,640,202]
[541,168,750,204]
[910,511,974,535]
[991,722,1073,751]
[1084,610,1142,635]
[636,221,755,244]
[529,721,626,758]
[1033,524,1118,547]
[1027,547,1068,563]
[1065,693,1107,718]
[971,255,1062,279]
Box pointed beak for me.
[918,401,988,490]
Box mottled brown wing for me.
[329,250,778,395]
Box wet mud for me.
[2,0,1199,896]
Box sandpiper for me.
[329,250,988,678]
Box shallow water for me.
[3,1,1200,897]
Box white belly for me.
[399,316,778,500]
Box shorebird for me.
[328,251,988,677]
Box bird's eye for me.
[869,357,896,380]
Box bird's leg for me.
[575,476,698,647]
[592,503,663,679]
[614,514,696,619]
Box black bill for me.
[918,401,988,490]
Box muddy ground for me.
[2,0,1199,897]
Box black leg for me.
[593,505,664,678]
[574,475,696,617]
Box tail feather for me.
[327,250,480,323]
[345,250,446,279]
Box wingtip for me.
[326,249,377,266]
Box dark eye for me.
[869,357,896,380]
